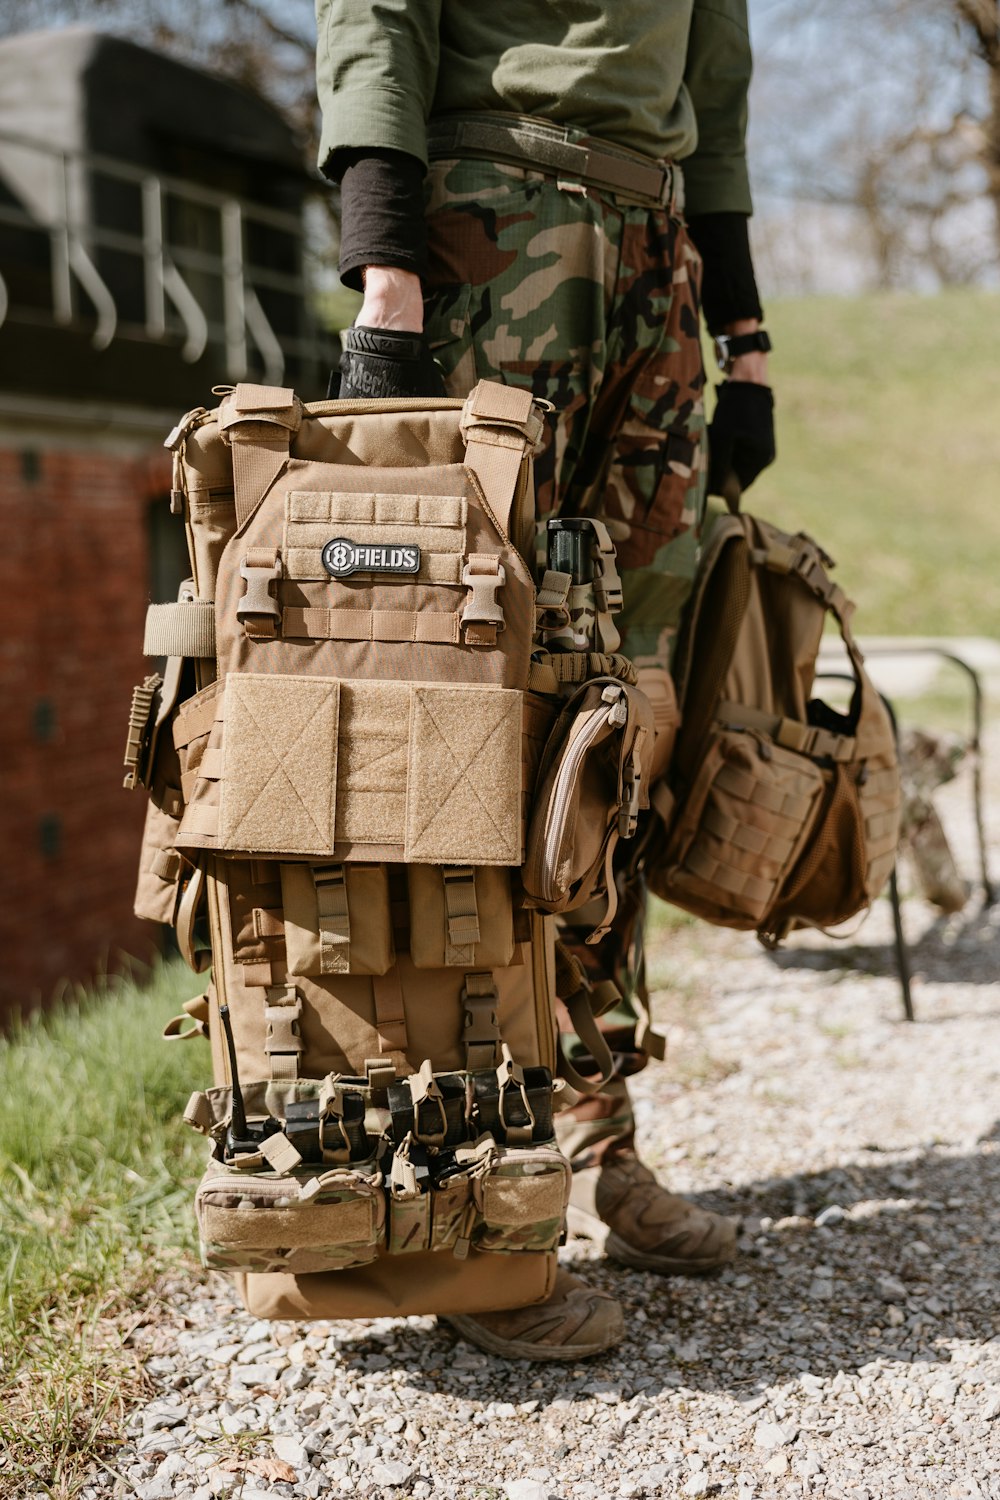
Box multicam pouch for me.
[195,1160,385,1274]
[473,1144,570,1254]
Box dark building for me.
[0,28,333,1019]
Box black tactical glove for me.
[334,325,446,399]
[707,380,776,501]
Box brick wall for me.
[0,439,172,1019]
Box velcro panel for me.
[334,681,411,847]
[200,1198,375,1251]
[405,686,522,865]
[219,674,339,854]
[480,1170,567,1228]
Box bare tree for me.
[750,0,1000,287]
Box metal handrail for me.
[0,127,328,380]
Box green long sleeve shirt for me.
[315,0,754,217]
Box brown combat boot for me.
[443,1268,624,1361]
[566,1151,739,1275]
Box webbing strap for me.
[143,601,216,660]
[586,518,623,653]
[219,383,301,531]
[372,970,408,1053]
[462,971,500,1071]
[552,942,617,1099]
[460,381,544,540]
[717,701,856,763]
[264,986,304,1080]
[314,864,351,975]
[149,848,182,883]
[442,867,480,966]
[282,606,460,644]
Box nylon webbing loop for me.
[717,700,857,764]
[462,971,501,1071]
[282,606,461,644]
[442,867,481,966]
[143,601,216,660]
[264,986,304,1080]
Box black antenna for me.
[219,1004,249,1141]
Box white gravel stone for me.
[112,743,1000,1500]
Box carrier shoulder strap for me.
[460,381,546,540]
[218,383,303,530]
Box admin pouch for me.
[643,511,901,945]
[125,379,648,1321]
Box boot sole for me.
[442,1314,618,1362]
[567,1205,736,1277]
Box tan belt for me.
[427,112,684,214]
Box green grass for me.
[0,962,209,1497]
[738,288,1000,638]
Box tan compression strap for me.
[264,986,304,1080]
[372,969,408,1053]
[143,601,216,660]
[460,381,545,539]
[442,867,480,966]
[219,383,301,531]
[282,606,461,644]
[462,971,500,1071]
[313,864,351,975]
[176,865,210,973]
[717,700,856,763]
[586,519,623,654]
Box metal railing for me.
[0,129,330,385]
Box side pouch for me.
[195,1161,384,1274]
[280,862,394,977]
[522,677,654,927]
[406,865,514,969]
[653,728,826,928]
[473,1145,570,1254]
[134,803,185,926]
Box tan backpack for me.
[644,510,901,944]
[125,380,654,1322]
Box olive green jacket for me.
[315,0,753,216]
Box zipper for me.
[536,700,620,900]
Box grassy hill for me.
[743,287,1000,638]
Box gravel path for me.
[93,737,1000,1500]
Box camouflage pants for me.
[423,153,708,1159]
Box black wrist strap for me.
[716,330,772,364]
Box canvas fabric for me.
[126,378,652,1320]
[644,511,902,940]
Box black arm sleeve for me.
[686,211,763,334]
[330,148,428,292]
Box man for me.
[315,0,775,1360]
